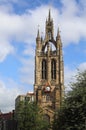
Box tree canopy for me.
[16,101,50,130]
[52,70,86,130]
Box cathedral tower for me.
[34,10,64,123]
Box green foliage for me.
[52,70,86,130]
[16,101,50,130]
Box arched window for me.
[42,60,47,79]
[46,94,51,101]
[51,59,56,79]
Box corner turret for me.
[36,29,41,51]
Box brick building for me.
[0,111,17,130]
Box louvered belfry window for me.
[51,59,56,79]
[42,60,47,79]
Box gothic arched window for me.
[42,60,47,79]
[51,59,56,79]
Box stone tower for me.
[34,10,64,123]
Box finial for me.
[46,18,47,23]
[48,9,51,21]
[38,24,40,28]
[37,29,40,37]
[57,27,61,39]
[41,32,43,36]
[37,25,40,38]
[41,32,43,42]
[58,27,60,34]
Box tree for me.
[16,101,50,130]
[52,70,86,130]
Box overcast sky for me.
[0,0,86,112]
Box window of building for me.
[42,60,47,79]
[46,94,51,101]
[51,59,56,79]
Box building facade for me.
[0,111,17,130]
[15,92,34,129]
[34,10,64,122]
[15,92,34,114]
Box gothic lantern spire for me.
[45,9,54,41]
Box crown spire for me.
[45,10,54,40]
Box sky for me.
[0,0,86,112]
